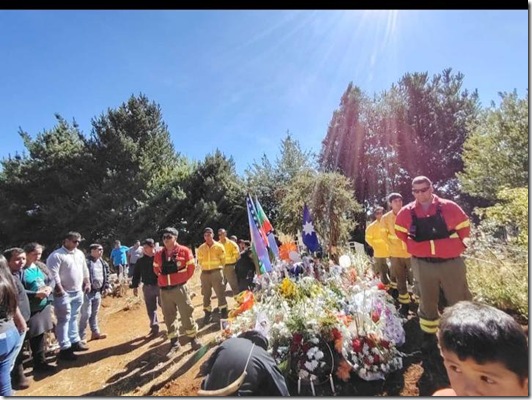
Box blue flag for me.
[302,204,320,252]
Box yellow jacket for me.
[220,239,240,264]
[196,242,226,271]
[365,218,390,258]
[382,210,410,258]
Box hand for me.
[83,282,91,294]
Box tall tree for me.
[245,131,314,226]
[85,94,188,245]
[0,115,90,249]
[458,90,528,203]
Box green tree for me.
[85,94,188,245]
[245,131,314,226]
[459,90,528,203]
[277,170,361,255]
[0,115,90,249]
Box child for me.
[433,301,528,396]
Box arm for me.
[153,250,162,277]
[82,256,91,293]
[131,257,142,288]
[449,203,471,241]
[185,248,196,281]
[13,306,27,333]
[394,208,410,244]
[219,246,226,267]
[365,224,375,248]
[47,252,65,296]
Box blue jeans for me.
[54,290,83,350]
[79,291,102,341]
[0,325,21,396]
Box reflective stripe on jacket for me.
[395,195,470,258]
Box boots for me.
[167,338,181,357]
[33,352,56,372]
[399,303,410,318]
[220,308,228,319]
[421,333,438,354]
[203,311,212,325]
[190,337,202,351]
[11,363,30,390]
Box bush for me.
[464,230,528,322]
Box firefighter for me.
[395,176,472,351]
[365,206,391,289]
[382,193,415,317]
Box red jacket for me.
[394,195,470,259]
[153,244,195,287]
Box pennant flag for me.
[254,196,280,260]
[302,204,320,252]
[246,195,272,273]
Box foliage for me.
[319,69,480,239]
[0,115,90,249]
[459,90,528,203]
[465,229,528,321]
[277,170,361,254]
[245,131,315,227]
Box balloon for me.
[339,254,352,268]
[289,251,301,262]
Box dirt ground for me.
[15,271,456,397]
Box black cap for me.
[141,238,155,247]
[203,227,214,234]
[161,227,178,237]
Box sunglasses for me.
[412,186,431,194]
[162,234,174,240]
[71,239,81,243]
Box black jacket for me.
[86,256,110,293]
[130,255,158,288]
[201,335,289,396]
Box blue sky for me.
[0,10,528,175]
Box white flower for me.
[314,350,324,360]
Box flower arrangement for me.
[220,255,406,389]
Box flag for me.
[302,203,320,252]
[254,196,280,260]
[246,195,272,273]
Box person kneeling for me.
[199,330,289,396]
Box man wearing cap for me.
[130,239,161,336]
[217,228,240,296]
[196,227,227,325]
[382,193,415,317]
[46,231,91,361]
[395,176,472,351]
[79,243,109,343]
[153,227,201,355]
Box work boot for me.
[388,288,399,299]
[203,311,212,325]
[149,325,160,337]
[71,341,89,351]
[167,338,181,357]
[399,303,410,318]
[190,338,202,351]
[11,363,30,390]
[33,352,57,372]
[58,348,78,361]
[220,308,228,319]
[421,333,438,354]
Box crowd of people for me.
[0,175,528,397]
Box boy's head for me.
[438,301,528,396]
